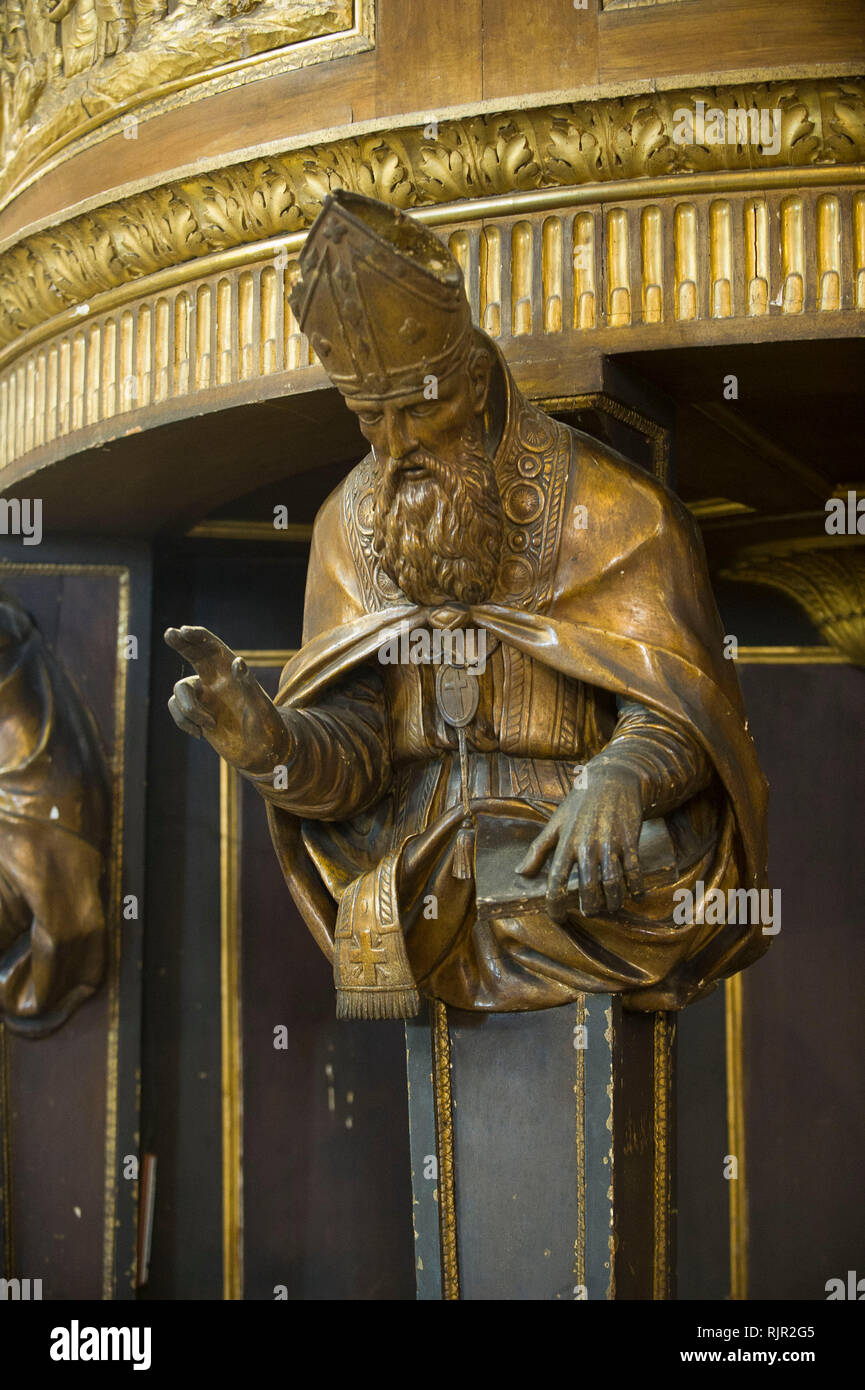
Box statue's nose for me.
[385,408,414,460]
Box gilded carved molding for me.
[722,544,865,666]
[0,1,371,208]
[430,1000,459,1301]
[0,76,863,352]
[2,184,865,474]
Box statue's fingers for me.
[545,834,577,923]
[600,846,625,913]
[168,694,201,739]
[164,625,234,679]
[172,676,216,729]
[621,839,644,899]
[577,840,603,917]
[164,624,211,659]
[516,819,558,877]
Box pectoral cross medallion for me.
[435,663,479,728]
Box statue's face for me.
[342,358,483,473]
[342,351,505,606]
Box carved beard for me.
[372,430,504,605]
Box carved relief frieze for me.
[0,0,370,205]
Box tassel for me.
[336,987,420,1020]
[452,816,476,880]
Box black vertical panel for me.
[677,985,730,1299]
[738,662,865,1300]
[142,556,224,1299]
[142,544,414,1300]
[143,549,310,1299]
[443,998,672,1301]
[448,1004,581,1300]
[612,1008,665,1300]
[404,1004,441,1300]
[240,670,414,1300]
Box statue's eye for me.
[408,401,437,417]
[358,412,383,427]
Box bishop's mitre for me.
[289,189,474,400]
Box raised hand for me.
[165,625,292,775]
[516,763,645,920]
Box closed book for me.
[473,809,678,920]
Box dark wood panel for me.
[142,548,414,1300]
[448,1003,583,1301]
[738,661,865,1300]
[239,738,414,1300]
[481,0,598,100]
[0,547,150,1299]
[676,985,730,1299]
[376,0,483,115]
[598,0,865,83]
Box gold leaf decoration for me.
[0,1,359,205]
[0,78,862,349]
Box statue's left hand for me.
[165,625,292,774]
[516,764,645,920]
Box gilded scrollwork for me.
[0,77,862,352]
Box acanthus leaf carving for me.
[0,78,862,351]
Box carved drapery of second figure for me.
[167,190,770,1019]
[0,586,109,1036]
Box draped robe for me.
[253,362,769,1013]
